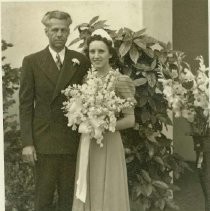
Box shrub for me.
[2,40,35,211]
[70,17,191,210]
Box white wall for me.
[142,0,173,140]
[2,1,143,68]
[142,0,172,43]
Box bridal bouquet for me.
[159,54,209,135]
[62,68,135,147]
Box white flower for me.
[62,67,134,147]
[159,55,209,131]
[72,58,80,66]
[180,68,195,82]
[69,99,82,113]
[78,121,91,134]
[171,69,178,79]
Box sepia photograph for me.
[1,0,209,210]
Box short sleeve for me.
[115,74,136,114]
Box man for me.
[19,11,90,211]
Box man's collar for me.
[48,46,66,63]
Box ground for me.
[131,162,205,211]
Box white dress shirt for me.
[49,46,65,65]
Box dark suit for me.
[19,46,90,211]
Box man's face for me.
[45,18,70,52]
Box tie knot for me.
[56,53,60,59]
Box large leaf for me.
[150,114,157,124]
[165,200,179,210]
[134,63,152,71]
[136,95,147,107]
[79,29,91,39]
[141,169,152,183]
[158,54,167,64]
[93,20,107,29]
[170,184,181,191]
[117,28,124,36]
[142,198,151,210]
[156,113,172,125]
[126,155,134,163]
[124,27,133,33]
[141,110,150,123]
[129,45,139,64]
[143,48,154,58]
[154,156,165,166]
[134,39,147,49]
[74,23,89,30]
[148,86,155,96]
[133,78,147,86]
[141,184,153,197]
[152,180,169,190]
[158,41,167,49]
[119,41,132,57]
[146,73,156,87]
[141,36,157,44]
[134,28,146,38]
[147,143,155,158]
[89,16,99,25]
[151,59,157,69]
[123,33,133,41]
[136,184,142,197]
[148,98,156,110]
[147,132,158,143]
[115,28,124,40]
[155,199,166,210]
[69,37,81,46]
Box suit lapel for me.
[52,48,78,101]
[39,47,60,85]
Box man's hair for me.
[41,10,72,27]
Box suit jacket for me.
[19,46,90,154]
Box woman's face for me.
[89,40,112,70]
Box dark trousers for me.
[34,154,76,211]
[197,151,210,211]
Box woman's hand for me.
[115,113,135,131]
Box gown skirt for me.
[72,131,130,211]
[72,73,135,211]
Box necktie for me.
[56,53,62,70]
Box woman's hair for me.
[84,34,119,67]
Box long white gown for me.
[72,74,136,211]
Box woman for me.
[72,29,136,211]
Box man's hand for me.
[22,145,37,165]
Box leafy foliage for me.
[2,40,35,211]
[159,53,209,136]
[70,17,191,210]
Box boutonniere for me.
[72,58,80,67]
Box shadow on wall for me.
[174,118,195,161]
